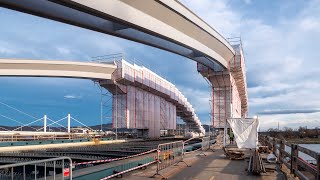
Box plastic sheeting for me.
[197,42,248,127]
[227,118,259,149]
[196,66,242,128]
[111,60,205,137]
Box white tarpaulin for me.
[227,118,259,149]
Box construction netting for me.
[197,42,248,128]
[111,60,205,137]
[230,44,248,117]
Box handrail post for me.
[291,144,298,176]
[279,140,284,164]
[272,137,276,154]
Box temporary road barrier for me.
[0,156,72,180]
[152,140,189,179]
[198,136,213,156]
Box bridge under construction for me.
[0,0,248,136]
[0,57,205,137]
[0,0,265,179]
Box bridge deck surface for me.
[123,146,285,180]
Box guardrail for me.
[151,140,192,179]
[0,137,213,179]
[0,137,117,148]
[261,136,320,180]
[0,134,92,142]
[81,137,213,179]
[197,136,214,156]
[0,157,73,180]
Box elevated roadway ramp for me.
[0,0,234,69]
[0,59,116,79]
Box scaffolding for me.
[100,59,204,138]
[197,38,248,128]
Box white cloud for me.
[64,95,82,99]
[259,113,320,131]
[243,0,251,4]
[299,17,320,31]
[181,0,320,129]
[177,85,211,114]
[56,47,71,55]
[0,41,17,55]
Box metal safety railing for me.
[198,136,214,156]
[0,157,73,180]
[261,136,320,180]
[0,134,90,142]
[83,139,211,179]
[0,138,217,180]
[152,140,189,179]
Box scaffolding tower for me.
[197,38,248,128]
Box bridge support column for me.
[44,115,47,133]
[68,114,71,133]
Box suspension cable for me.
[0,101,39,120]
[0,114,38,131]
[36,117,67,131]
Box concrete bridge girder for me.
[0,0,234,70]
[0,59,117,80]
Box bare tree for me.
[282,127,294,138]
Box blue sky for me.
[0,0,320,130]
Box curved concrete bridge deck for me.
[0,59,116,79]
[0,0,234,69]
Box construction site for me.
[100,56,205,138]
[0,0,319,180]
[197,40,248,129]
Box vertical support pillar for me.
[44,115,47,133]
[68,114,71,133]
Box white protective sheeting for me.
[227,118,259,149]
[111,60,205,137]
